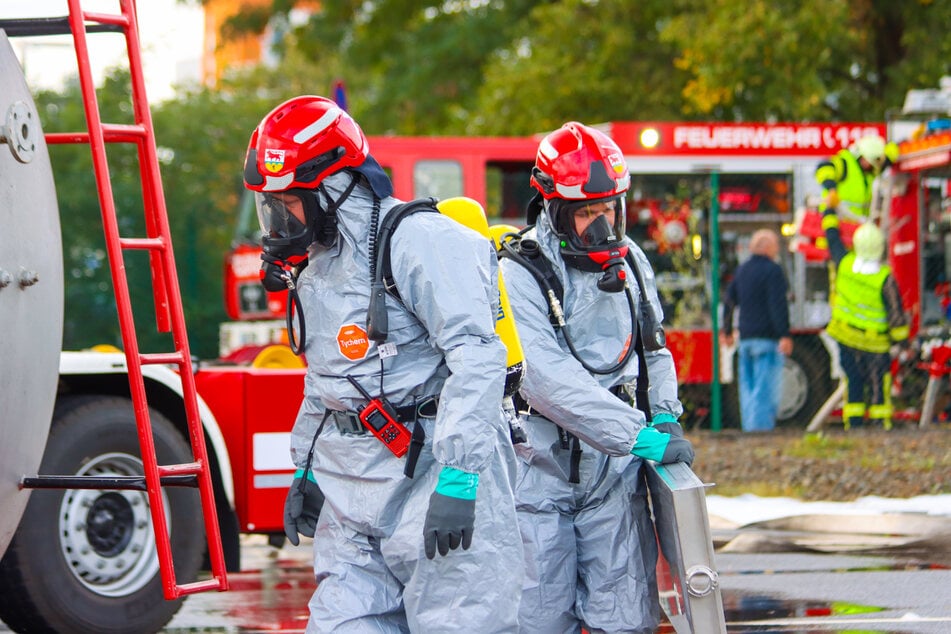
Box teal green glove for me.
[632,426,695,465]
[651,412,684,438]
[423,466,478,559]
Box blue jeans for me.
[738,338,784,432]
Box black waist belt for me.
[331,396,438,436]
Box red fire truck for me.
[226,121,886,429]
[2,2,940,631]
[610,121,887,426]
[879,81,951,425]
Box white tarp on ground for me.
[707,494,951,527]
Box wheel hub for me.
[85,492,134,557]
[58,452,166,597]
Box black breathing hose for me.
[499,234,639,375]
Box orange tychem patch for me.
[337,324,370,360]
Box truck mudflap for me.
[646,461,727,634]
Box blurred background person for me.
[721,229,793,432]
[823,216,909,429]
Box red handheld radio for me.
[346,375,413,457]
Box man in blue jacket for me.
[721,229,793,431]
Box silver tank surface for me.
[0,30,64,558]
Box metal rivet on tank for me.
[18,267,39,288]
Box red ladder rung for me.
[46,132,92,145]
[139,351,185,366]
[176,578,228,597]
[119,236,165,251]
[46,124,147,145]
[102,122,147,141]
[81,11,130,28]
[158,462,203,477]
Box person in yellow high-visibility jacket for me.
[816,134,899,240]
[823,212,909,429]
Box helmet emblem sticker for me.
[337,324,370,360]
[608,152,625,174]
[264,148,285,173]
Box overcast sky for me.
[3,0,204,102]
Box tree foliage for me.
[236,0,950,128]
[659,0,951,121]
[33,72,146,352]
[472,0,690,134]
[235,0,541,134]
[40,0,951,354]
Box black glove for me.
[661,436,695,466]
[283,468,324,546]
[423,492,476,559]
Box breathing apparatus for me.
[250,177,362,354]
[365,197,530,444]
[513,121,665,373]
[499,227,635,375]
[258,249,308,355]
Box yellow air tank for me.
[436,198,524,396]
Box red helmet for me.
[243,96,373,260]
[243,95,369,193]
[531,123,631,290]
[530,122,630,201]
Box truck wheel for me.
[0,395,203,634]
[777,342,835,426]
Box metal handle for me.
[685,564,719,597]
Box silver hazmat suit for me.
[499,210,683,634]
[289,171,523,633]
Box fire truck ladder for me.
[10,0,228,598]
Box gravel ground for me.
[688,424,951,501]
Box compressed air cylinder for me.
[436,198,525,397]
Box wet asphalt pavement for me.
[0,520,947,633]
[158,525,951,633]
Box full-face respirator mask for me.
[254,178,359,290]
[255,189,317,292]
[549,196,629,293]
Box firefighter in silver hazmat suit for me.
[499,122,694,633]
[243,96,523,633]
